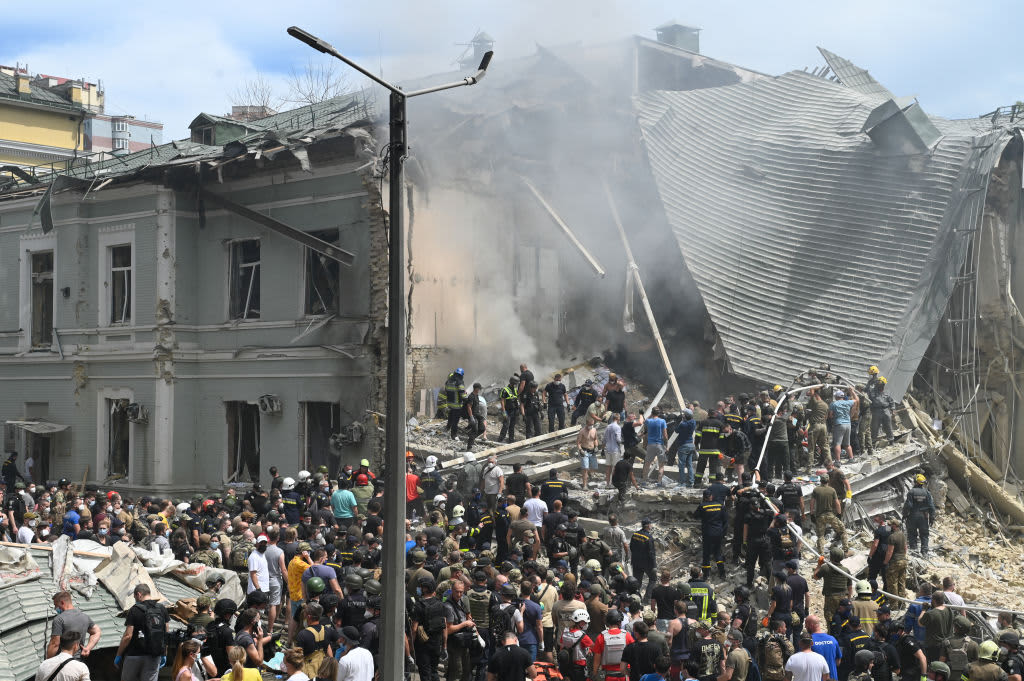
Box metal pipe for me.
[603,178,684,410]
[521,177,606,277]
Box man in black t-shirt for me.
[115,584,168,681]
[543,374,569,432]
[622,620,663,681]
[505,463,531,506]
[487,631,536,681]
[650,570,681,623]
[612,452,639,501]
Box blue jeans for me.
[678,443,695,486]
[521,642,538,662]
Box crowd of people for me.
[5,364,1022,681]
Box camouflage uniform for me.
[192,549,222,568]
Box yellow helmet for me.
[878,376,887,385]
[773,385,783,393]
[915,474,926,484]
[868,366,879,375]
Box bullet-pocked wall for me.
[0,140,388,492]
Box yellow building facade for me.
[0,68,90,169]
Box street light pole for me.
[288,26,491,681]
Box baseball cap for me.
[340,625,361,643]
[256,534,269,543]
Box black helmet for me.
[607,609,623,625]
[345,573,364,590]
[679,583,692,597]
[854,650,875,670]
[367,595,382,610]
[625,576,639,594]
[356,567,373,581]
[364,579,383,596]
[580,567,596,582]
[500,583,517,598]
[734,585,750,602]
[999,631,1020,648]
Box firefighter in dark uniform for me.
[463,383,486,450]
[695,414,725,486]
[902,474,935,556]
[498,375,522,443]
[731,472,756,564]
[444,368,467,440]
[629,518,657,600]
[743,493,773,588]
[522,381,544,439]
[720,422,751,484]
[571,380,598,426]
[776,471,805,531]
[694,489,727,580]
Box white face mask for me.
[28,520,37,527]
[77,504,85,512]
[41,528,50,537]
[364,609,374,619]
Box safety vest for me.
[601,629,628,668]
[500,385,520,406]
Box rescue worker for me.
[806,389,830,466]
[694,489,727,580]
[544,374,570,432]
[571,380,598,426]
[965,640,1006,681]
[883,518,908,599]
[721,422,751,486]
[856,387,873,457]
[688,565,718,622]
[445,368,467,439]
[743,494,773,588]
[695,413,725,487]
[903,473,936,556]
[867,377,895,447]
[812,546,851,625]
[809,474,848,556]
[850,581,878,633]
[522,382,544,440]
[938,616,976,681]
[498,375,522,443]
[776,472,805,531]
[590,608,633,681]
[732,473,756,564]
[999,631,1024,681]
[464,383,486,451]
[629,519,657,600]
[866,515,890,587]
[838,615,871,681]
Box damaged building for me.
[0,94,389,489]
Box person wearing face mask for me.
[47,591,102,660]
[193,534,224,567]
[17,511,38,544]
[336,625,374,681]
[543,373,570,432]
[61,497,82,539]
[247,534,271,597]
[152,522,171,553]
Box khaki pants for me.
[814,512,848,553]
[808,423,829,463]
[858,411,873,454]
[823,594,844,626]
[885,558,907,600]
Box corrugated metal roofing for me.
[0,546,202,681]
[636,71,1012,397]
[817,48,895,101]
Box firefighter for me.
[498,375,522,443]
[695,489,727,580]
[903,473,935,556]
[696,412,726,487]
[629,519,657,600]
[444,368,467,440]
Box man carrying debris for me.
[543,374,569,432]
[498,375,523,444]
[903,474,935,557]
[464,383,487,451]
[809,474,848,556]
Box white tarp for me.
[52,536,99,597]
[0,544,42,589]
[171,564,245,606]
[5,420,69,434]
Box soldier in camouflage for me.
[192,533,223,568]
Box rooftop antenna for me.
[452,28,483,68]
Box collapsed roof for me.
[635,59,1018,398]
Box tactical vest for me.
[601,629,628,667]
[466,588,492,629]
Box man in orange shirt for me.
[285,541,312,644]
[406,464,424,520]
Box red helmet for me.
[202,499,215,510]
[356,474,369,485]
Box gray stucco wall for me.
[0,153,386,492]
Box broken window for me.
[191,126,213,145]
[229,239,260,320]
[304,402,341,475]
[109,244,132,324]
[304,229,340,316]
[226,401,260,483]
[31,251,53,348]
[107,398,129,479]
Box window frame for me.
[228,238,261,321]
[19,232,58,352]
[97,227,136,329]
[303,228,341,317]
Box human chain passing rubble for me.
[11,363,1022,681]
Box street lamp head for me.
[287,26,334,55]
[478,50,494,72]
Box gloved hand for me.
[761,616,770,628]
[114,656,123,667]
[845,489,853,499]
[159,656,167,669]
[817,555,825,566]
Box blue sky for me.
[4,1,1022,140]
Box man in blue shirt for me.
[642,408,668,485]
[674,409,698,487]
[828,391,856,464]
[330,478,359,530]
[807,613,842,680]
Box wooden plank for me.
[474,426,581,459]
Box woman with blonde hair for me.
[221,645,261,681]
[281,647,310,681]
[170,640,201,681]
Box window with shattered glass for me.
[31,251,53,347]
[110,244,132,324]
[304,229,340,316]
[229,239,261,320]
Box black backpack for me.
[134,601,167,656]
[490,602,516,645]
[423,598,447,637]
[741,604,760,638]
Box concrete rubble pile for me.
[411,357,1024,626]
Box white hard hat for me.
[297,470,311,481]
[451,504,465,518]
[424,455,438,472]
[175,502,190,512]
[432,494,447,508]
[572,609,591,624]
[282,477,296,491]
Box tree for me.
[284,58,351,106]
[230,72,281,119]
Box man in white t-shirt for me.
[480,455,504,512]
[785,633,830,681]
[336,625,374,681]
[247,534,270,595]
[523,487,548,527]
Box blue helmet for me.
[455,368,465,376]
